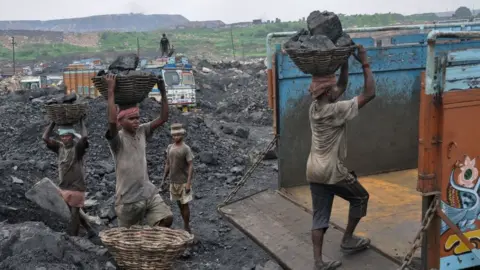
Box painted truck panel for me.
[63,69,101,97]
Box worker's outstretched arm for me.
[356,45,376,109]
[43,121,59,152]
[150,77,169,131]
[329,62,349,102]
[105,74,118,138]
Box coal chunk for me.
[62,93,78,104]
[108,53,139,73]
[335,32,353,47]
[307,10,343,42]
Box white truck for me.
[143,56,196,112]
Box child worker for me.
[42,117,96,237]
[162,123,194,233]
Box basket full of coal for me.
[284,11,356,76]
[92,53,159,105]
[44,93,87,125]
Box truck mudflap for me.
[218,190,399,270]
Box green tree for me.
[454,7,472,18]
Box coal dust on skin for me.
[0,60,281,270]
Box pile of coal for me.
[96,53,143,77]
[45,92,78,105]
[107,53,139,73]
[284,11,353,51]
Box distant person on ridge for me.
[42,118,96,237]
[307,45,376,270]
[160,33,170,57]
[104,73,173,228]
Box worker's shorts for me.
[170,183,193,205]
[310,172,369,231]
[115,194,173,228]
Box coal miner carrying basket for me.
[284,10,358,77]
[91,53,160,106]
[44,93,87,125]
[100,225,194,270]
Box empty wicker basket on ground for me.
[45,103,87,125]
[285,45,357,76]
[92,74,159,105]
[100,226,194,270]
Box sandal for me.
[341,236,370,251]
[314,260,342,270]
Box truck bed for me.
[281,169,421,261]
[219,190,399,270]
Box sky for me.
[0,0,477,23]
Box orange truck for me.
[63,66,100,97]
[219,22,480,270]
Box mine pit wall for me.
[274,35,480,189]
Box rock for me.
[36,161,49,171]
[272,163,278,172]
[234,156,246,165]
[250,111,264,122]
[335,32,353,47]
[242,262,256,270]
[105,261,117,270]
[25,178,71,221]
[108,53,139,71]
[222,125,234,135]
[97,160,114,175]
[84,199,98,208]
[230,166,244,175]
[0,222,109,269]
[202,67,212,73]
[0,160,14,170]
[11,175,24,184]
[226,176,236,185]
[307,10,344,42]
[234,127,250,139]
[99,196,116,220]
[199,151,218,165]
[264,148,277,160]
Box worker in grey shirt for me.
[104,73,173,228]
[307,45,376,270]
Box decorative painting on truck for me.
[440,155,480,268]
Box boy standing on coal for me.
[42,118,95,237]
[104,74,173,228]
[307,45,376,270]
[163,123,194,233]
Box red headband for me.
[117,107,139,122]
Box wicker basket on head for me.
[284,45,356,76]
[44,103,87,125]
[92,74,159,105]
[100,225,194,270]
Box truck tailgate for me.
[218,190,399,270]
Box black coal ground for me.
[0,89,281,269]
[192,59,273,127]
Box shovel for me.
[25,178,97,225]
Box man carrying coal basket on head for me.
[104,73,174,228]
[42,117,96,237]
[307,45,376,270]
